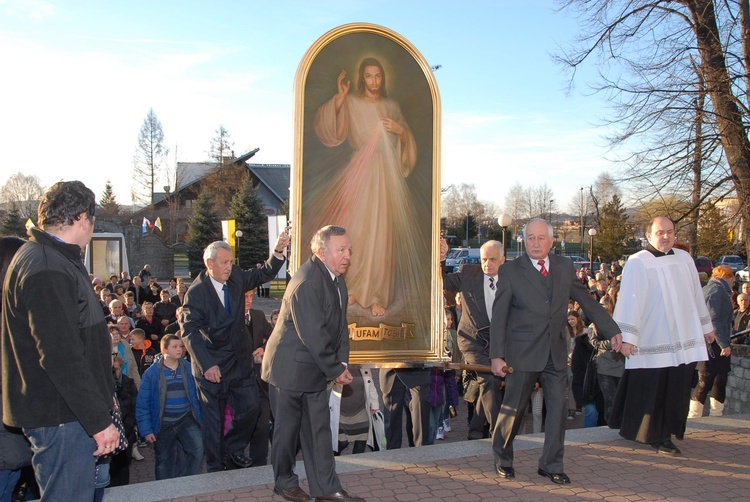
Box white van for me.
[445,248,481,271]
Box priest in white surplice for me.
[609,216,716,456]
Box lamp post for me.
[235,230,243,268]
[588,228,597,268]
[499,213,513,255]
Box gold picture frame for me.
[291,23,443,363]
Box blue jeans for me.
[154,414,204,480]
[426,405,442,445]
[1,469,22,502]
[23,421,98,501]
[583,403,599,428]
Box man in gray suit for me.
[441,239,505,439]
[490,218,622,484]
[262,225,364,502]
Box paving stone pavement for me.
[108,416,750,501]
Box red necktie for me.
[538,260,548,277]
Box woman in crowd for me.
[566,310,585,420]
[690,265,734,417]
[568,310,600,426]
[588,294,625,425]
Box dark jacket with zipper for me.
[2,227,113,436]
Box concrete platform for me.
[105,414,750,501]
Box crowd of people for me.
[0,180,741,501]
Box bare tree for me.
[133,108,168,210]
[556,0,750,255]
[208,125,234,165]
[0,173,44,220]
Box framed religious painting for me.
[291,23,443,363]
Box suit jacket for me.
[127,285,147,305]
[180,256,284,381]
[490,254,620,373]
[442,264,492,365]
[261,256,348,393]
[245,308,273,353]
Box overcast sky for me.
[0,0,617,214]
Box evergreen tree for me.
[99,180,120,219]
[596,195,629,262]
[186,192,222,278]
[697,202,732,260]
[229,175,269,269]
[1,205,26,237]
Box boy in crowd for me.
[135,334,204,480]
[130,328,158,376]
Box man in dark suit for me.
[128,275,147,305]
[243,289,273,466]
[379,368,431,448]
[490,218,621,485]
[181,233,289,473]
[441,239,505,439]
[262,225,364,502]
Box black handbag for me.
[582,352,599,402]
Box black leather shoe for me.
[223,451,253,469]
[538,468,571,485]
[274,486,312,502]
[495,464,515,479]
[315,489,365,501]
[652,439,682,456]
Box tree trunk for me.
[686,0,750,256]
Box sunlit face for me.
[362,65,382,96]
[117,317,131,334]
[124,295,134,306]
[742,283,750,295]
[525,221,553,260]
[480,245,505,277]
[109,301,123,315]
[318,234,352,276]
[739,295,750,311]
[206,247,233,283]
[646,217,676,253]
[568,315,578,328]
[142,304,154,317]
[178,283,187,294]
[444,310,454,328]
[133,276,141,287]
[163,340,183,360]
[110,329,121,346]
[160,290,170,302]
[100,289,111,302]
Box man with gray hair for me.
[490,218,621,485]
[262,225,364,502]
[181,230,290,472]
[440,239,506,439]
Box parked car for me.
[453,257,480,273]
[567,255,587,269]
[445,248,480,269]
[694,256,713,276]
[736,266,750,283]
[716,255,745,273]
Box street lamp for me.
[235,230,243,268]
[499,213,513,255]
[588,228,597,267]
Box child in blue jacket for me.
[135,334,204,480]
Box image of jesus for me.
[309,57,422,318]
